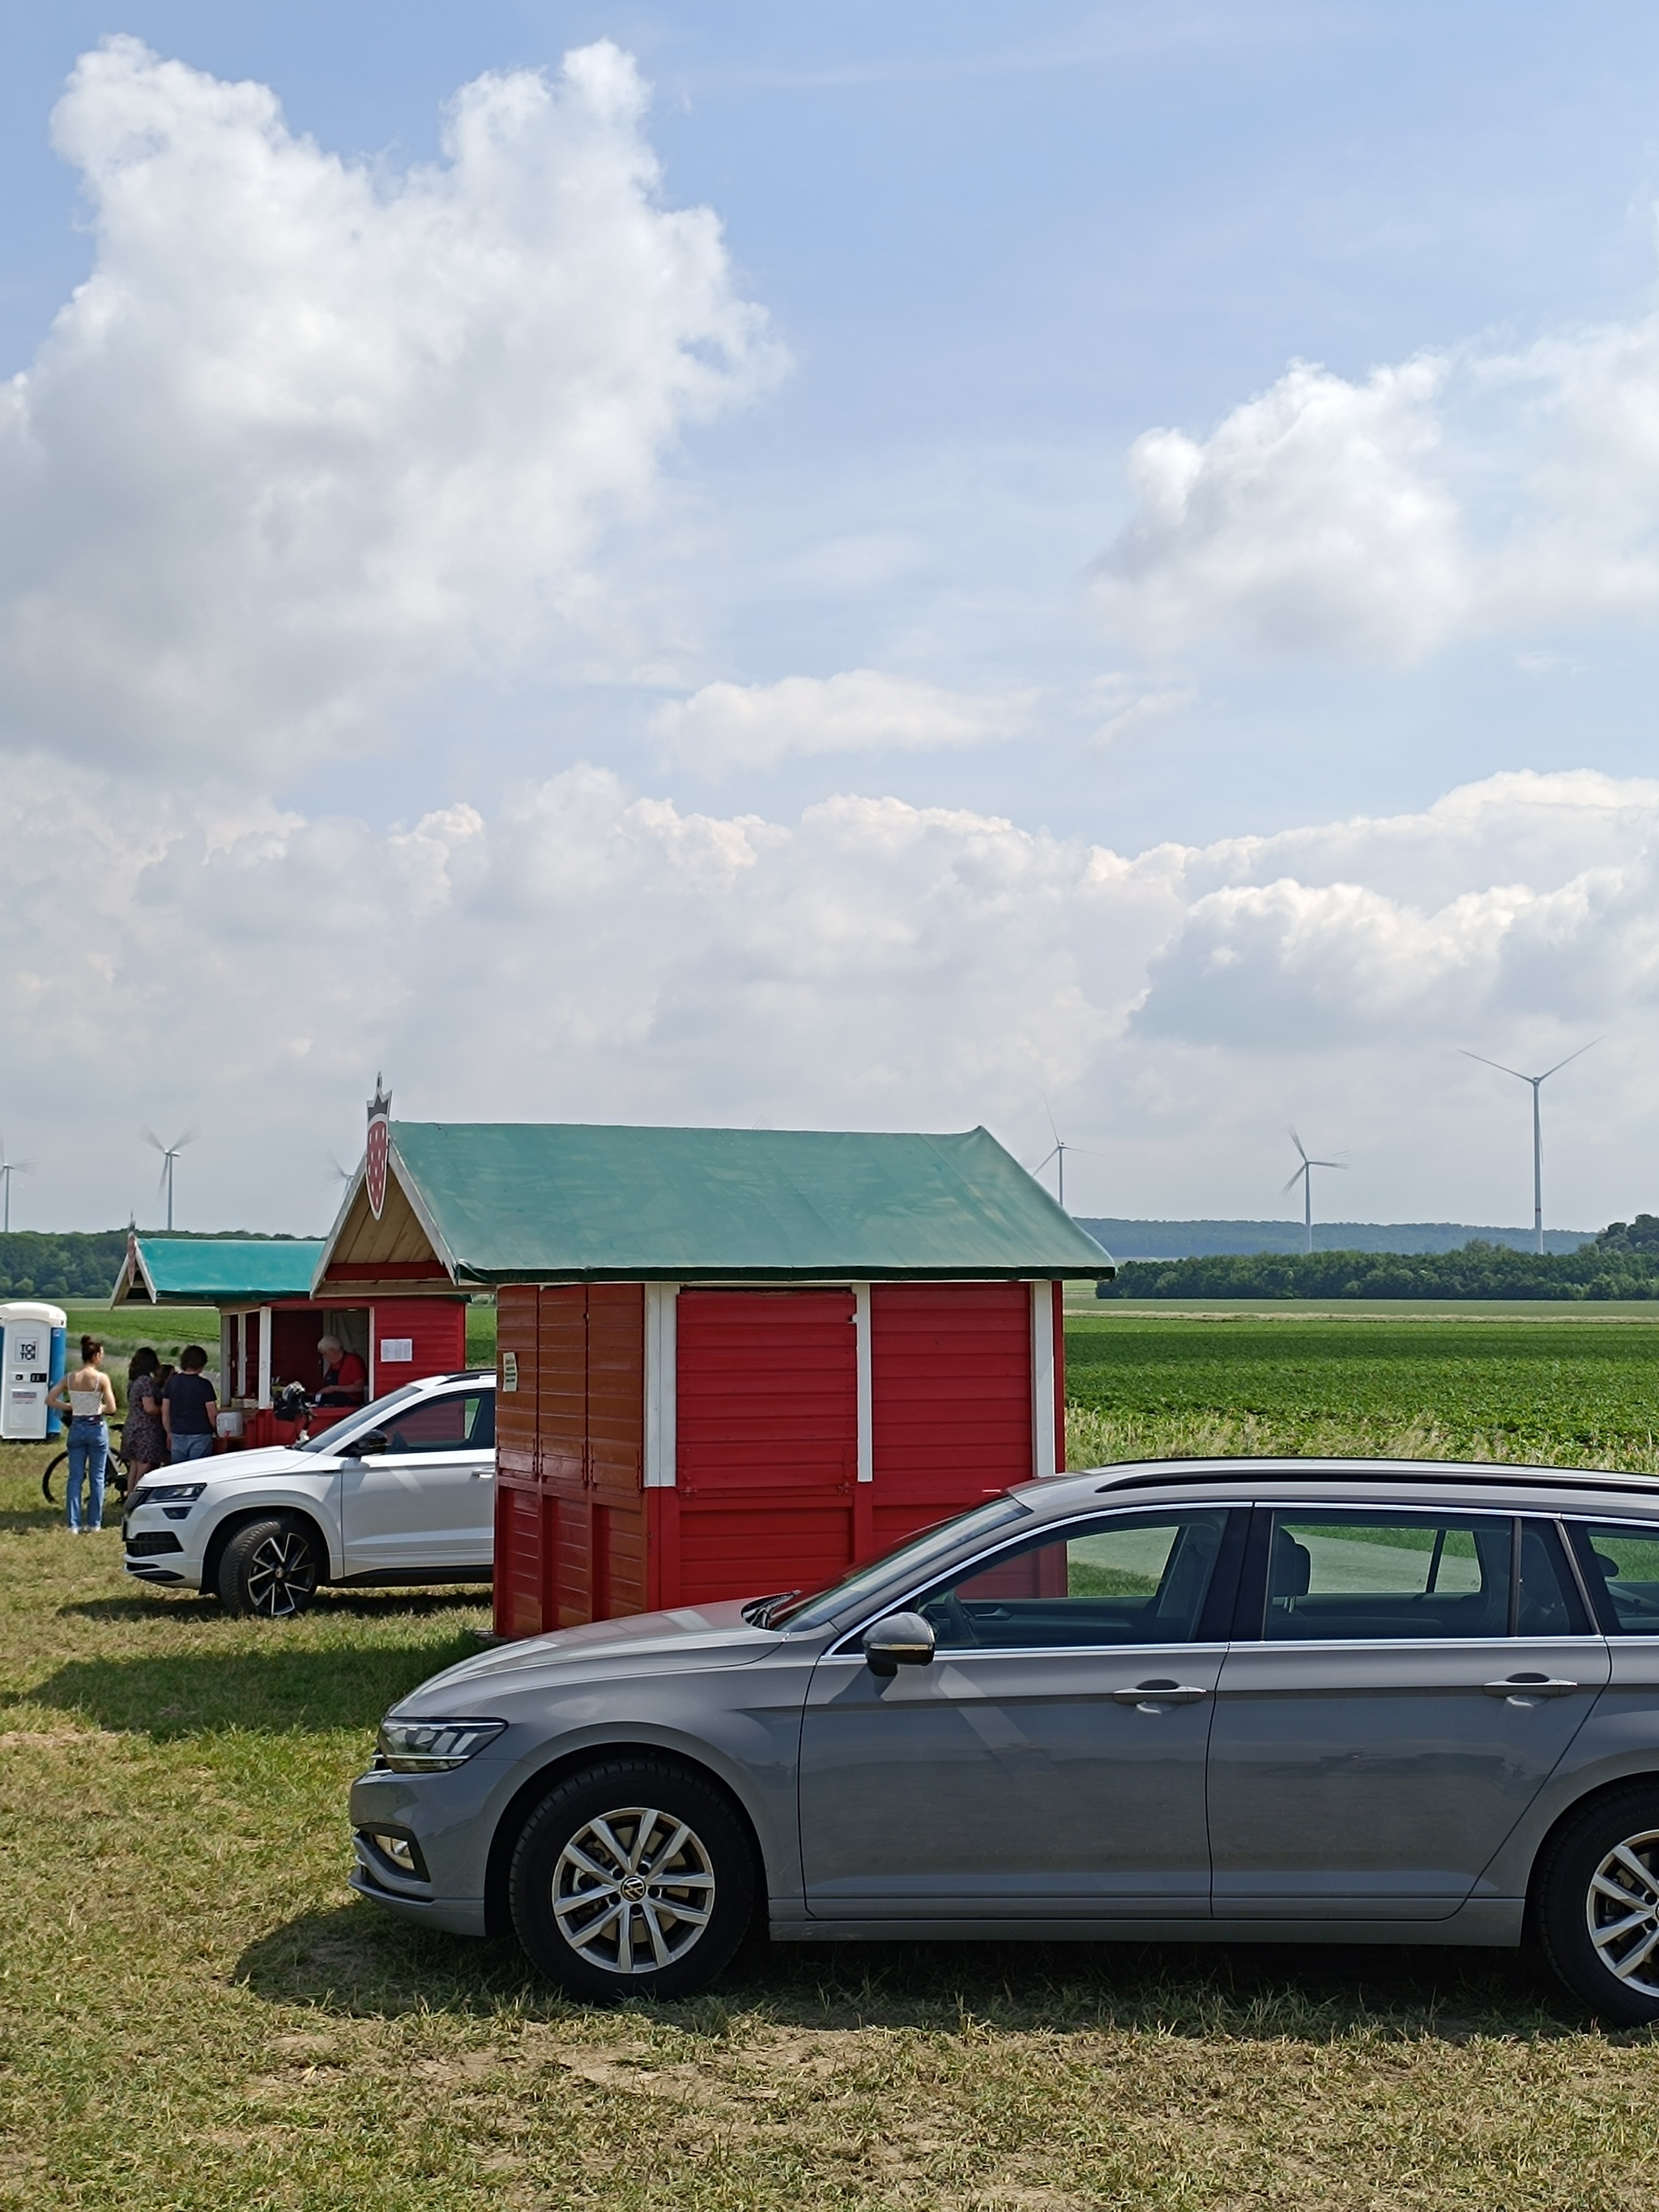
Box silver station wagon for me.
[349,1459,1659,2020]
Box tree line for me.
[1095,1217,1659,1300]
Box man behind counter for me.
[315,1334,369,1407]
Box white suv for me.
[121,1371,496,1618]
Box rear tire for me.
[509,1758,756,2001]
[215,1516,322,1620]
[1537,1784,1659,2025]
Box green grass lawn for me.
[9,1316,1659,2207]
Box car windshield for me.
[769,1496,1035,1630]
[296,1383,428,1452]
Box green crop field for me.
[7,1311,1659,2208]
[1063,1311,1659,1474]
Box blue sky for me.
[0,3,1656,1230]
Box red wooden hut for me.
[310,1120,1115,1637]
[112,1232,468,1448]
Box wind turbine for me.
[0,1132,32,1234]
[143,1126,198,1233]
[1034,1108,1081,1213]
[1461,1040,1598,1255]
[1282,1129,1346,1254]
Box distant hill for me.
[0,1228,312,1303]
[1076,1218,1595,1260]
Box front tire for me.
[215,1516,322,1620]
[1537,1785,1659,2025]
[509,1758,756,2001]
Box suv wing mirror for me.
[862,1611,936,1677]
[343,1429,389,1460]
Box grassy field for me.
[1065,1309,1659,1473]
[8,1313,1659,2208]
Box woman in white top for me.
[46,1336,118,1532]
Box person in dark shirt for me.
[162,1345,219,1464]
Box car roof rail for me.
[1089,1456,1659,1500]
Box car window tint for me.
[915,1511,1229,1651]
[1516,1519,1591,1636]
[1266,1513,1512,1640]
[1570,1523,1659,1633]
[382,1392,493,1455]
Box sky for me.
[2,0,1657,1234]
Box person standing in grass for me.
[123,1348,165,1482]
[162,1345,218,1465]
[46,1335,117,1532]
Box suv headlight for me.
[130,1482,207,1507]
[375,1716,506,1771]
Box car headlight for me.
[130,1482,207,1507]
[375,1716,506,1771]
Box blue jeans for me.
[169,1432,215,1464]
[66,1417,108,1531]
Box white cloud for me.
[1097,357,1468,660]
[652,669,1027,771]
[1096,292,1659,660]
[6,760,1658,1231]
[0,36,781,771]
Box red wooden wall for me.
[371,1297,467,1392]
[494,1279,1061,1636]
[494,1285,648,1638]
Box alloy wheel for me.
[1585,1827,1659,1996]
[244,1529,318,1618]
[551,1805,716,1975]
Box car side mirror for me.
[862,1611,936,1677]
[344,1429,389,1460]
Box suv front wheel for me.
[216,1516,322,1620]
[1537,1784,1659,2025]
[509,1758,755,2000]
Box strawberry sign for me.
[365,1076,391,1220]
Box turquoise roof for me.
[385,1122,1115,1284]
[122,1237,326,1305]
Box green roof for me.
[385,1123,1114,1284]
[121,1237,326,1305]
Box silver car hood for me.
[399,1600,781,1704]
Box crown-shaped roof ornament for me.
[368,1073,391,1125]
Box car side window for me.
[912,1511,1230,1652]
[382,1392,493,1455]
[1262,1512,1589,1641]
[1568,1523,1659,1633]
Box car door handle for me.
[1112,1681,1209,1707]
[1483,1675,1580,1698]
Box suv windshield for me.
[769,1496,1034,1631]
[296,1383,428,1453]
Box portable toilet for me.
[0,1301,68,1441]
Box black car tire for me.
[1537,1784,1659,2025]
[509,1758,756,2001]
[216,1515,322,1620]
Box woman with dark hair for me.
[46,1336,117,1532]
[124,1348,165,1482]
